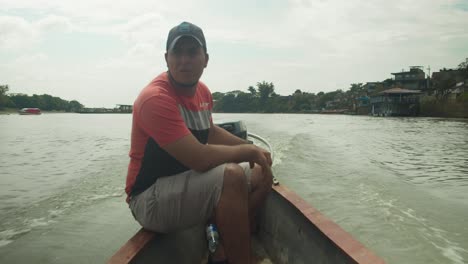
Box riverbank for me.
[420,94,468,118]
[0,108,18,115]
[0,108,68,115]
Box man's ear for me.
[205,53,209,68]
[164,52,168,67]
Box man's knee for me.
[251,165,272,191]
[223,163,248,194]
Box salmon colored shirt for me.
[125,72,213,200]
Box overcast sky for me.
[1,0,467,107]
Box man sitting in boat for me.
[125,21,273,264]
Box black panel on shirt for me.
[130,128,209,196]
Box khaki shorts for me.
[129,162,252,233]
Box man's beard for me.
[168,71,198,87]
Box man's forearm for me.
[195,143,254,172]
[208,125,249,146]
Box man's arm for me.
[162,133,271,172]
[207,125,249,146]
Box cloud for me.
[115,13,169,45]
[0,0,197,22]
[281,0,468,52]
[97,42,162,70]
[1,0,467,106]
[0,14,73,50]
[0,16,39,50]
[11,53,48,66]
[36,15,72,32]
[4,52,61,85]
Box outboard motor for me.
[215,121,247,140]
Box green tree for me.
[458,58,468,78]
[290,91,317,112]
[318,90,342,109]
[221,93,237,112]
[226,90,244,97]
[68,100,83,112]
[235,92,252,112]
[212,92,224,101]
[0,85,8,96]
[458,58,468,70]
[248,86,257,97]
[434,78,456,98]
[257,81,275,100]
[9,94,31,108]
[9,93,83,112]
[0,85,11,109]
[349,83,363,95]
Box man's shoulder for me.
[197,81,212,98]
[197,80,210,91]
[146,72,172,94]
[136,73,175,104]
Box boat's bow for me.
[108,184,386,264]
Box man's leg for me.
[214,163,251,264]
[129,165,226,233]
[212,163,272,264]
[247,164,273,232]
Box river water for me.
[0,113,467,264]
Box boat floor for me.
[127,225,274,264]
[113,185,386,264]
[199,236,274,264]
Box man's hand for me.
[247,145,272,169]
[244,145,273,185]
[262,163,274,186]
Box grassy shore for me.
[0,108,70,115]
[0,108,19,115]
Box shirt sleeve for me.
[137,94,191,147]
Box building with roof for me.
[370,88,422,116]
[115,104,132,113]
[78,104,132,113]
[391,66,428,90]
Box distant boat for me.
[18,108,42,115]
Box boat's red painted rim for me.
[107,228,155,264]
[273,184,386,264]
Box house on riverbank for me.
[391,66,428,91]
[370,88,422,116]
[78,104,132,114]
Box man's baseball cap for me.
[166,21,207,53]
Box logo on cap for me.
[166,21,207,53]
[178,22,191,33]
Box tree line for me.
[213,81,363,113]
[2,58,465,113]
[213,58,468,113]
[0,85,83,112]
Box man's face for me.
[165,36,208,86]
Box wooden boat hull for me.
[108,185,385,264]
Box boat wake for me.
[358,184,467,264]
